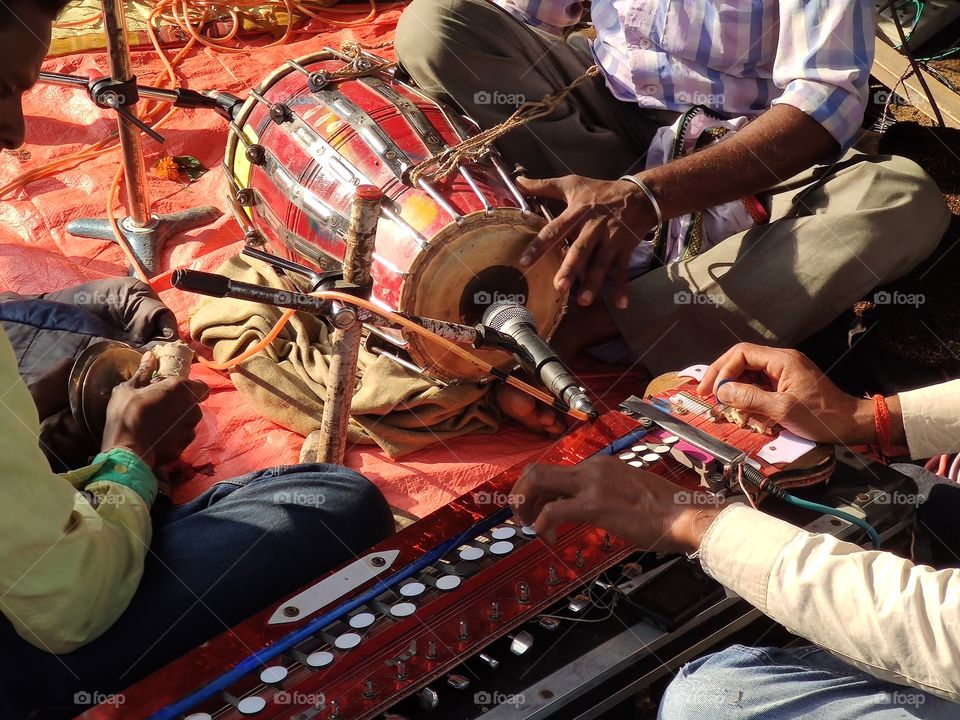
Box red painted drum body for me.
[225,51,567,380]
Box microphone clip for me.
[472,325,521,353]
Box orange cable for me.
[54,12,103,28]
[291,0,378,27]
[195,288,590,421]
[175,0,294,53]
[198,308,297,370]
[7,0,386,201]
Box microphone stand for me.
[37,0,242,277]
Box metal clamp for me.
[720,452,749,488]
[88,76,164,143]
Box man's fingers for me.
[609,252,631,310]
[698,343,782,396]
[515,175,569,201]
[511,463,580,525]
[577,227,620,305]
[535,497,589,545]
[521,207,583,269]
[185,404,203,426]
[716,381,785,420]
[183,379,211,402]
[554,220,601,293]
[128,352,158,388]
[149,376,211,403]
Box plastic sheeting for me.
[3,7,645,517]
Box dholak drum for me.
[224,48,567,381]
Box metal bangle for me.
[619,174,664,227]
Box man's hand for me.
[509,456,722,553]
[697,343,903,445]
[516,175,657,309]
[101,352,209,468]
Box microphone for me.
[172,270,520,346]
[482,301,597,419]
[171,269,356,328]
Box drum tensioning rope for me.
[407,65,602,185]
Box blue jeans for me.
[1,464,394,719]
[659,645,958,719]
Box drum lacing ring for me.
[289,43,396,93]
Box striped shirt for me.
[492,0,874,148]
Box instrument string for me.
[648,390,765,504]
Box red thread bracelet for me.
[872,394,891,449]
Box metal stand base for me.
[67,206,221,276]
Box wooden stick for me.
[316,185,382,464]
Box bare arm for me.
[518,105,839,306]
[640,104,837,218]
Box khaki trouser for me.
[395,0,951,373]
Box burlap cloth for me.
[190,256,502,457]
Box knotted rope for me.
[408,65,602,185]
[322,40,396,83]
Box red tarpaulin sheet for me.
[1,6,645,517]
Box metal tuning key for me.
[508,631,534,656]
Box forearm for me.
[837,395,906,447]
[636,105,837,219]
[700,505,960,702]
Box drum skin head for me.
[402,209,567,381]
